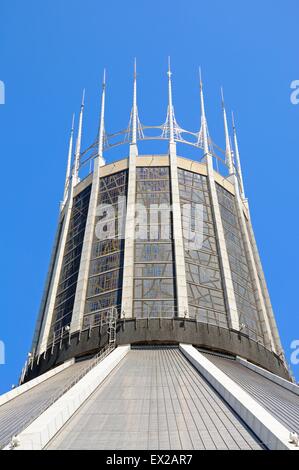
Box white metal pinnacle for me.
[97,69,106,165]
[73,89,85,186]
[221,87,234,175]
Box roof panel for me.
[47,347,263,450]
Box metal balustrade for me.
[22,303,271,385]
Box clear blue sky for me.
[0,0,298,392]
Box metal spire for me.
[232,111,245,197]
[73,89,85,186]
[162,57,182,143]
[199,68,210,157]
[63,113,75,202]
[97,70,106,166]
[126,58,143,145]
[221,87,234,175]
[132,58,137,144]
[167,57,175,144]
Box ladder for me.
[106,306,118,346]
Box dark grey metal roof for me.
[0,360,92,449]
[200,351,299,434]
[47,347,263,450]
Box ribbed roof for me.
[0,359,92,449]
[47,347,262,450]
[200,351,299,434]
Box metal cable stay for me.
[77,120,231,174]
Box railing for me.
[4,342,115,450]
[23,307,121,373]
[26,308,267,368]
[239,323,264,345]
[23,305,277,386]
[78,126,228,174]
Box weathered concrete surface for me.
[25,319,290,382]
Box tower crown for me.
[67,62,244,199]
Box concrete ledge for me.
[0,359,74,407]
[26,319,290,382]
[236,356,299,397]
[7,345,130,450]
[179,344,297,451]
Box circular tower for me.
[26,64,289,382]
